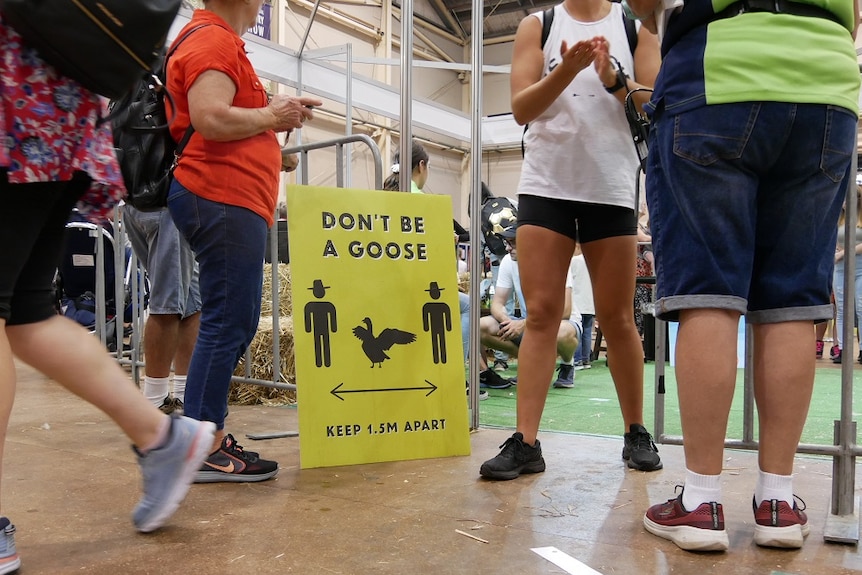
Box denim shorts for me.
[646,102,856,323]
[123,205,201,318]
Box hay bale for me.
[229,315,296,406]
[260,263,292,317]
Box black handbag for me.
[0,0,182,99]
[110,25,207,212]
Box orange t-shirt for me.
[167,10,279,226]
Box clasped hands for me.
[557,35,621,89]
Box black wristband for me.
[604,67,628,94]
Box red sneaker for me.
[644,490,728,551]
[815,340,824,359]
[753,497,809,548]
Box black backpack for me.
[480,197,518,257]
[109,25,209,212]
[521,3,639,157]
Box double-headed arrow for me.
[330,380,438,401]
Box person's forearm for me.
[194,105,276,142]
[512,65,579,125]
[853,0,859,39]
[490,302,511,323]
[626,0,661,19]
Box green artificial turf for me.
[478,359,859,446]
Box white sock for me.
[172,375,187,402]
[755,470,793,507]
[682,468,722,511]
[143,376,170,406]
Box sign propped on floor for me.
[287,185,471,468]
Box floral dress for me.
[0,16,125,223]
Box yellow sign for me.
[287,185,471,468]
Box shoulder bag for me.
[0,0,182,99]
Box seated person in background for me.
[570,244,595,369]
[479,224,581,389]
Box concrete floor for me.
[7,361,862,575]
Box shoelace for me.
[656,484,686,507]
[630,429,659,453]
[792,494,807,511]
[224,434,260,462]
[497,436,527,459]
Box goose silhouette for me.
[352,317,416,367]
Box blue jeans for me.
[575,313,594,363]
[833,254,862,350]
[459,292,469,362]
[647,102,856,324]
[168,181,267,429]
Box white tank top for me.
[518,3,639,209]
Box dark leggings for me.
[0,173,88,324]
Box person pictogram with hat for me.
[304,279,337,367]
[422,281,452,364]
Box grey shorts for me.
[506,318,581,347]
[123,205,201,318]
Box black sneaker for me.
[466,384,489,401]
[194,434,278,483]
[158,396,176,415]
[552,363,575,388]
[171,397,184,415]
[622,423,663,471]
[493,359,509,372]
[479,432,545,480]
[479,369,513,389]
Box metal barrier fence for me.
[78,135,384,439]
[61,211,147,378]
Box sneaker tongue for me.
[223,434,237,449]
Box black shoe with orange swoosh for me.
[194,434,278,483]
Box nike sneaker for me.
[133,414,216,532]
[194,433,278,483]
[0,517,20,574]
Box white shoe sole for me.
[753,523,809,548]
[194,468,279,483]
[643,515,729,551]
[0,555,20,575]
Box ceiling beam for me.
[395,0,465,41]
[427,0,466,39]
[391,5,464,45]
